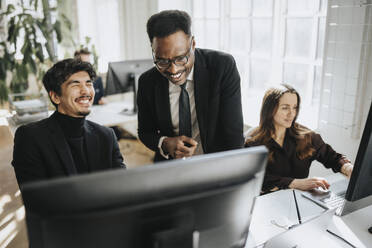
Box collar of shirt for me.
[269,132,297,158]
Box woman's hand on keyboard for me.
[289,177,330,191]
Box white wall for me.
[121,0,158,60]
[310,0,372,177]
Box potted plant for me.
[0,0,71,104]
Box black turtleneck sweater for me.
[55,111,90,173]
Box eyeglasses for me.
[152,38,193,70]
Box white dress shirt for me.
[158,66,204,158]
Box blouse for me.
[245,130,349,193]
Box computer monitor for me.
[105,59,154,115]
[341,100,372,215]
[21,146,268,248]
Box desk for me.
[87,101,137,127]
[5,100,138,137]
[246,174,372,247]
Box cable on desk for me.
[326,229,356,248]
[292,190,302,224]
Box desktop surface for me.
[245,179,372,248]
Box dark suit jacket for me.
[12,112,126,185]
[93,76,104,105]
[137,48,244,161]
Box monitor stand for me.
[120,73,137,116]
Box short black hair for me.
[146,10,192,43]
[74,48,91,58]
[42,59,96,107]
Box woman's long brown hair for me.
[245,84,315,161]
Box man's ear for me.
[49,91,60,105]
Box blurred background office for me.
[0,0,371,247]
[76,0,372,177]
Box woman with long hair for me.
[245,84,353,194]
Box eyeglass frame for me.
[152,36,194,70]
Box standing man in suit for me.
[12,59,126,185]
[137,10,244,161]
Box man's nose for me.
[80,84,89,93]
[166,62,179,74]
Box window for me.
[77,0,123,73]
[192,0,328,129]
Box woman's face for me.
[273,92,298,130]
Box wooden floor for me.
[0,124,154,248]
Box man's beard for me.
[77,110,91,117]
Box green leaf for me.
[28,57,37,74]
[35,42,44,63]
[85,36,91,44]
[45,41,54,61]
[9,22,21,49]
[0,79,9,104]
[20,39,30,54]
[7,16,16,42]
[61,14,72,30]
[6,4,15,14]
[32,0,39,11]
[35,19,48,37]
[0,58,6,80]
[54,20,62,42]
[17,63,28,82]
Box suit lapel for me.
[84,121,100,171]
[194,49,209,150]
[155,75,174,136]
[48,112,77,175]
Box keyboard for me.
[318,191,346,209]
[302,179,349,211]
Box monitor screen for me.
[343,101,372,213]
[105,59,154,96]
[346,101,372,201]
[21,146,268,248]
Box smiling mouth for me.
[75,96,92,104]
[167,71,184,81]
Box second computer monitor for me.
[105,59,153,114]
[105,59,154,96]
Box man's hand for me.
[98,97,107,105]
[162,136,198,159]
[289,177,330,191]
[341,163,353,178]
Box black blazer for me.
[137,48,244,161]
[12,112,125,185]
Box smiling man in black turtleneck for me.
[12,59,126,185]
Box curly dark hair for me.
[42,58,96,107]
[146,10,192,43]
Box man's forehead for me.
[64,71,91,82]
[152,37,191,59]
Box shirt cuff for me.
[158,136,169,159]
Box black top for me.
[55,112,89,173]
[12,111,125,184]
[55,111,85,137]
[245,130,348,193]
